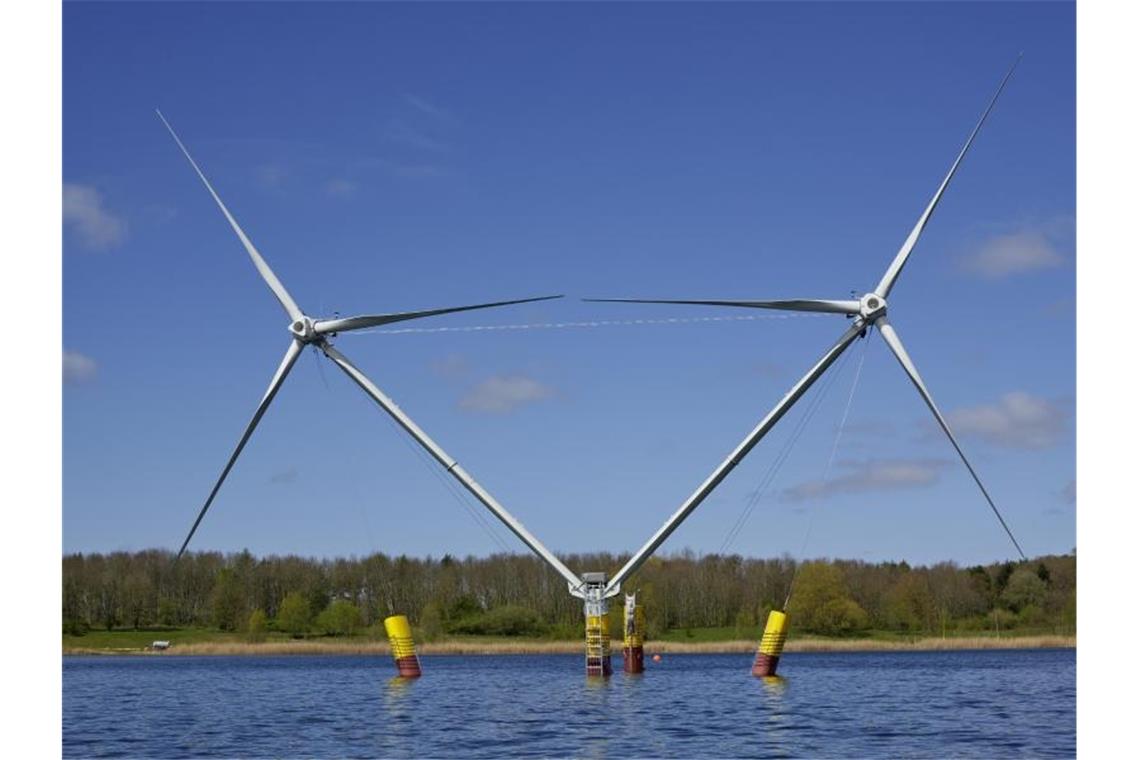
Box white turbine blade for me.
[605,320,866,596]
[584,297,861,315]
[156,110,303,322]
[874,55,1021,298]
[875,317,1026,560]
[319,341,584,592]
[312,295,563,335]
[177,339,303,558]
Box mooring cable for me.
[782,335,871,610]
[717,344,855,555]
[717,350,850,554]
[330,358,515,554]
[347,312,827,337]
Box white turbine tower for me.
[590,57,1028,597]
[156,112,583,598]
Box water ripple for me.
[64,649,1074,758]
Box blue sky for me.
[63,2,1074,567]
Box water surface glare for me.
[64,649,1074,758]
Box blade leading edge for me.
[874,55,1022,299]
[875,317,1027,560]
[312,295,564,335]
[157,110,304,322]
[177,339,304,558]
[583,297,861,315]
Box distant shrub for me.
[417,603,444,642]
[448,605,547,637]
[247,609,268,642]
[315,600,363,636]
[277,592,312,637]
[63,618,89,637]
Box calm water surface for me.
[64,649,1074,758]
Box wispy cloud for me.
[391,163,448,180]
[269,466,299,484]
[959,220,1071,279]
[752,360,785,380]
[403,94,453,122]
[63,350,98,384]
[63,183,127,251]
[431,354,470,379]
[323,178,358,198]
[1061,479,1076,505]
[384,120,449,152]
[459,375,556,414]
[835,419,896,438]
[781,458,949,503]
[255,163,289,190]
[945,391,1069,449]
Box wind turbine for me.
[156,111,583,597]
[590,57,1028,598]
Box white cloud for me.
[960,229,1065,278]
[63,350,97,384]
[459,375,555,414]
[62,183,126,251]
[781,458,949,503]
[946,391,1068,449]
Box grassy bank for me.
[64,629,1074,656]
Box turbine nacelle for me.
[289,316,318,343]
[859,293,886,321]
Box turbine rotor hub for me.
[859,293,886,320]
[289,316,317,343]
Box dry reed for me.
[64,634,1074,657]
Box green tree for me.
[418,602,444,642]
[157,597,180,627]
[211,568,247,631]
[277,591,312,637]
[787,562,867,636]
[315,599,364,636]
[885,572,935,633]
[1002,567,1048,613]
[247,609,268,642]
[815,598,870,637]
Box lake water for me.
[63,649,1074,758]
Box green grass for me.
[63,627,307,651]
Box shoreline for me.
[63,634,1075,657]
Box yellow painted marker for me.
[751,610,788,677]
[384,614,422,678]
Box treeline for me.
[61,549,1076,639]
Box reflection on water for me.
[64,650,1075,758]
[759,674,788,695]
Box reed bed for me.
[65,634,1073,656]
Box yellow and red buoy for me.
[622,595,645,674]
[383,614,422,678]
[751,610,789,677]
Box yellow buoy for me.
[751,610,788,677]
[383,614,422,678]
